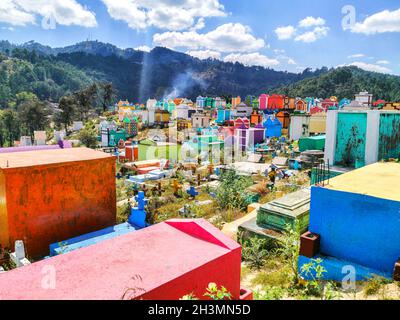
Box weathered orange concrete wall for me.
[1,158,116,259]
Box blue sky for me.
[1,0,399,75]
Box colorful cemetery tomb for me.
[259,94,268,111]
[239,188,311,242]
[382,102,400,111]
[295,99,307,113]
[177,119,191,131]
[231,96,241,109]
[355,91,373,108]
[299,163,400,281]
[235,102,253,118]
[234,124,265,152]
[250,110,262,126]
[108,128,127,147]
[192,112,211,129]
[321,98,338,111]
[204,97,215,108]
[324,109,400,168]
[196,96,206,108]
[138,139,181,162]
[310,165,351,185]
[215,97,226,108]
[50,222,137,256]
[154,110,170,127]
[176,104,189,119]
[0,219,251,300]
[339,98,351,109]
[276,111,290,129]
[287,97,296,110]
[267,94,284,112]
[298,135,326,152]
[0,142,71,155]
[0,148,116,259]
[264,116,282,138]
[289,114,310,141]
[33,131,46,146]
[309,112,327,134]
[217,108,231,124]
[124,145,139,162]
[234,117,250,129]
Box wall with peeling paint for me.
[0,152,116,259]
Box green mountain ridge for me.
[0,40,399,107]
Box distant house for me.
[192,112,211,129]
[259,94,269,110]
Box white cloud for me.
[135,45,152,52]
[0,0,97,27]
[344,61,392,74]
[153,23,265,53]
[295,26,329,43]
[287,58,296,65]
[348,53,365,59]
[350,8,400,35]
[276,17,329,43]
[299,16,326,28]
[223,52,279,68]
[275,25,296,40]
[102,0,225,31]
[0,0,36,26]
[187,50,221,60]
[191,18,205,31]
[1,26,15,31]
[377,60,390,65]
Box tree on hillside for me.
[18,99,50,137]
[0,109,20,147]
[54,95,77,133]
[99,82,117,113]
[74,83,98,121]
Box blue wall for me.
[309,187,400,275]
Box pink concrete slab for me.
[0,219,241,300]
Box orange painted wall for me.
[1,158,116,259]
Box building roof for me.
[0,147,114,170]
[326,162,400,202]
[0,219,240,300]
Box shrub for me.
[241,237,269,270]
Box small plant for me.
[363,275,391,296]
[241,237,269,270]
[300,258,340,300]
[204,283,232,300]
[275,222,301,285]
